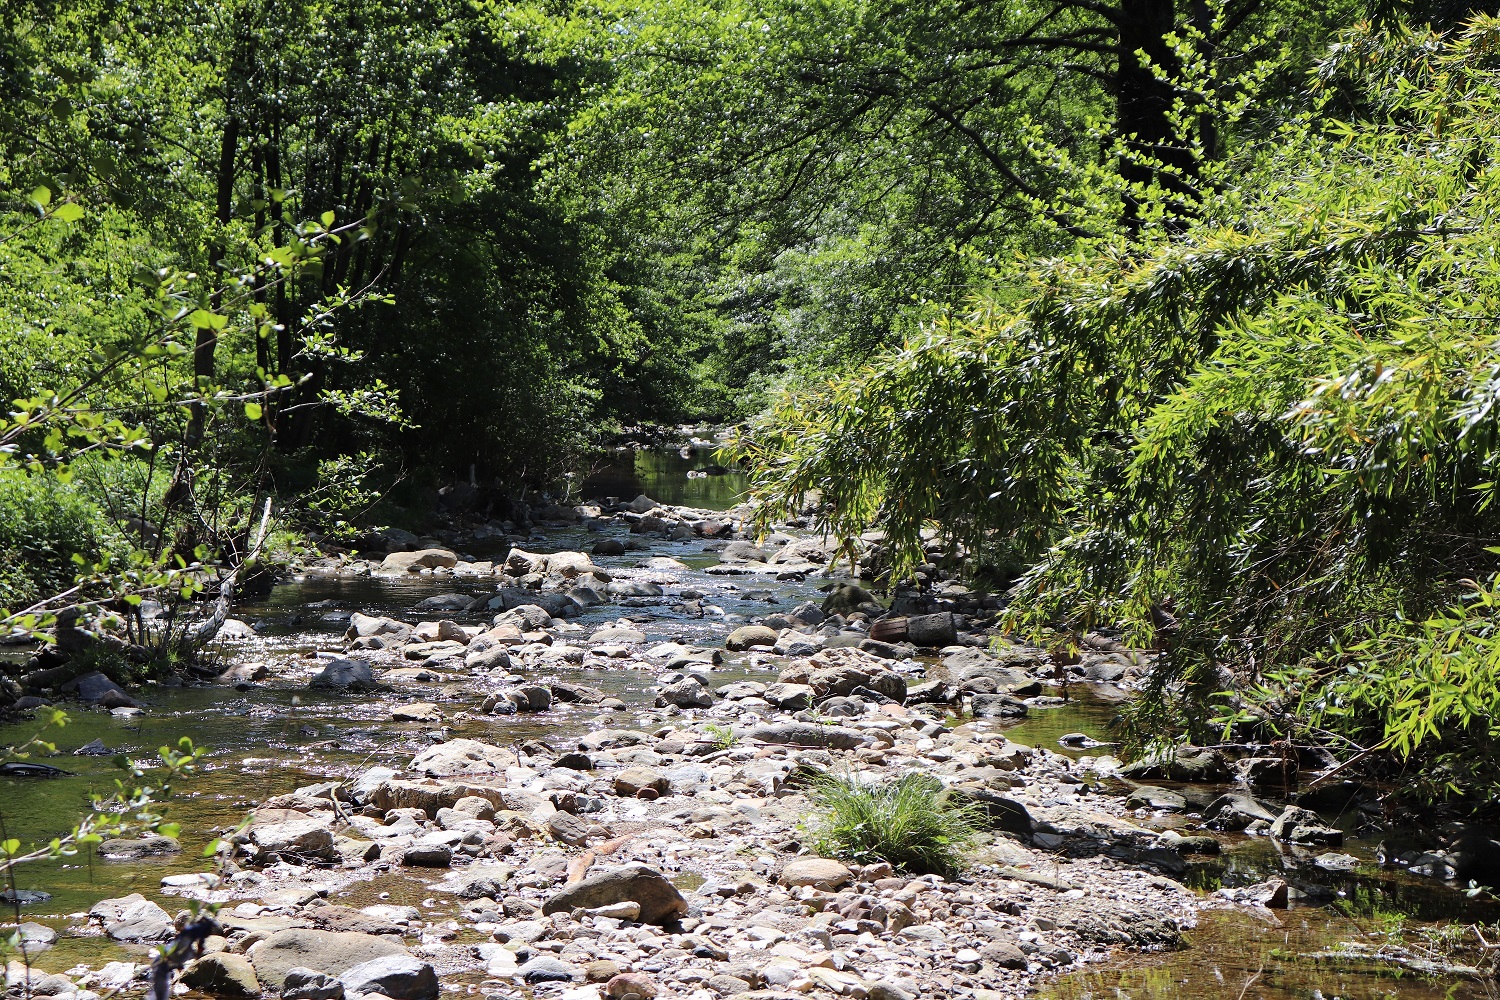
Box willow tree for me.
[738,19,1500,801]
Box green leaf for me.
[187,309,228,330]
[30,185,52,208]
[52,202,85,223]
[320,210,336,227]
[244,401,263,421]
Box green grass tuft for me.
[806,772,985,876]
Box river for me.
[2,446,1495,998]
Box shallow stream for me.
[2,448,1495,997]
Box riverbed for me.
[2,447,1496,999]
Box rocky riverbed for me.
[3,486,1497,1000]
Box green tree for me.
[739,18,1500,803]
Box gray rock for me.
[789,602,825,626]
[90,893,174,942]
[98,835,181,859]
[464,644,513,672]
[181,953,261,997]
[73,671,141,708]
[250,818,336,861]
[1119,745,1229,782]
[658,677,713,708]
[1125,786,1187,811]
[821,583,881,615]
[541,864,687,924]
[309,659,380,693]
[380,549,457,572]
[719,541,768,563]
[413,594,470,612]
[905,612,957,647]
[1203,792,1279,831]
[409,738,509,777]
[970,693,1028,718]
[762,683,814,711]
[606,580,664,598]
[548,811,593,846]
[725,625,778,651]
[746,722,863,750]
[339,956,437,1000]
[249,930,408,989]
[400,843,452,867]
[1270,805,1343,845]
[518,957,576,984]
[282,968,345,1000]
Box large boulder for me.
[725,625,778,651]
[1203,793,1279,831]
[249,930,409,990]
[98,835,181,860]
[489,589,580,619]
[1118,745,1229,782]
[503,549,604,580]
[345,614,411,640]
[542,864,687,925]
[367,779,503,814]
[905,613,957,647]
[410,738,509,777]
[720,541,768,563]
[73,672,140,709]
[309,659,380,693]
[780,858,853,891]
[821,583,882,616]
[1270,806,1342,845]
[90,893,174,942]
[657,677,713,708]
[542,551,605,579]
[412,595,469,613]
[249,817,335,861]
[745,722,864,750]
[180,954,261,997]
[339,956,438,1000]
[380,549,458,573]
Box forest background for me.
[6,0,1500,807]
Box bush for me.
[0,469,117,611]
[806,773,985,876]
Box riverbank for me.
[3,488,1498,1000]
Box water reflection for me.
[579,449,747,511]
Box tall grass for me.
[807,772,985,876]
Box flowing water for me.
[2,447,1495,996]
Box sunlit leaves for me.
[742,19,1500,788]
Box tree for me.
[738,18,1500,804]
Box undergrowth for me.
[806,772,986,876]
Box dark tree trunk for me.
[1115,0,1194,228]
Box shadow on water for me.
[579,448,747,510]
[1042,905,1497,1000]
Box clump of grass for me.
[806,772,985,876]
[702,723,739,750]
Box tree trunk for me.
[1115,0,1194,228]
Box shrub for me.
[806,772,985,876]
[0,469,116,611]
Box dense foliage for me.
[740,19,1500,804]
